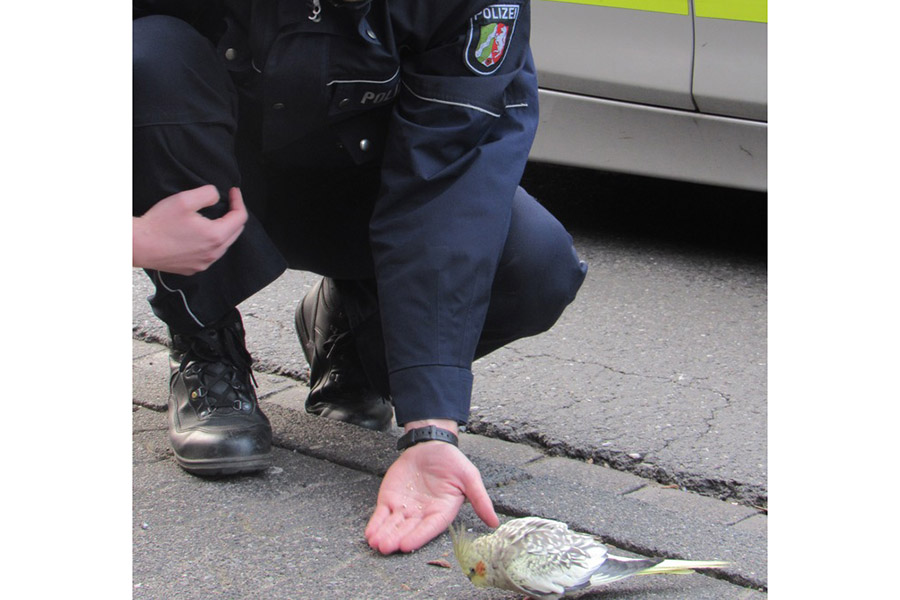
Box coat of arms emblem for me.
[465,4,520,75]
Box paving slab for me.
[133,339,766,597]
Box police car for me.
[528,0,767,191]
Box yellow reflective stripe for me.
[538,0,768,22]
[536,0,689,16]
[694,0,767,23]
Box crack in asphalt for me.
[134,331,765,507]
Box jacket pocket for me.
[327,68,401,117]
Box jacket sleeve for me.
[371,1,538,425]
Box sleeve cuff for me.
[389,364,473,426]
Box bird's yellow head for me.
[448,522,490,588]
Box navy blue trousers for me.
[133,16,587,394]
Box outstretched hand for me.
[133,185,248,275]
[365,431,499,555]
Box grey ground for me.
[133,219,767,599]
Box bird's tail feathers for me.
[590,556,729,587]
[637,559,729,576]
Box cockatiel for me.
[449,517,728,599]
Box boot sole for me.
[173,452,273,477]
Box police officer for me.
[133,0,587,554]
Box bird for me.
[448,516,728,599]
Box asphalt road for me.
[132,163,767,509]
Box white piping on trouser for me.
[326,68,401,86]
[401,82,528,117]
[157,272,206,329]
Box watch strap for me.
[396,425,459,451]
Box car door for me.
[530,0,695,110]
[692,0,767,121]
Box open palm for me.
[365,441,499,554]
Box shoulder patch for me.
[464,4,521,76]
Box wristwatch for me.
[396,425,459,451]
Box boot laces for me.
[178,325,258,414]
[323,327,352,361]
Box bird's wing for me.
[496,560,559,600]
[501,519,610,599]
[495,516,570,544]
[587,555,664,585]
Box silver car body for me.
[528,0,767,191]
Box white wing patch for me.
[497,518,610,598]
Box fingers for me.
[192,187,246,257]
[366,508,449,555]
[463,465,500,529]
[364,504,390,541]
[212,188,248,248]
[175,185,248,229]
[398,513,452,554]
[393,515,422,552]
[368,509,418,555]
[366,508,409,555]
[227,186,247,218]
[176,184,221,212]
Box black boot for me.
[295,278,393,432]
[168,309,272,475]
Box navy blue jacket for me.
[134,0,539,426]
